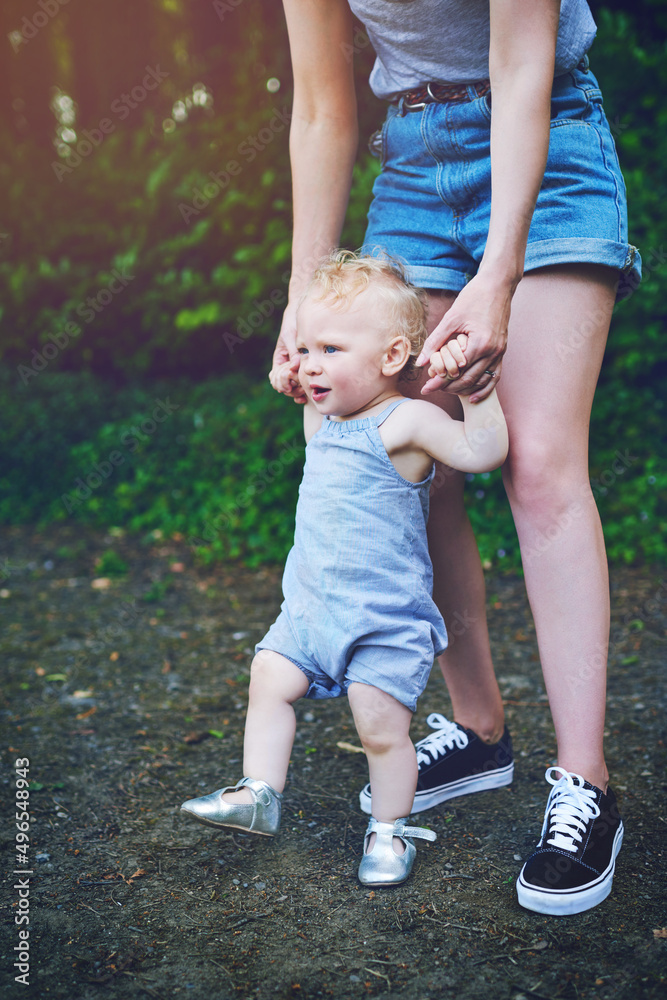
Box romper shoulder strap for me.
[375,397,407,427]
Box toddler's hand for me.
[427,333,468,382]
[268,357,304,400]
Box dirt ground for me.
[1,524,666,1000]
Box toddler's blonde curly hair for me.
[302,249,428,379]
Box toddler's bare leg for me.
[223,649,310,803]
[348,682,416,852]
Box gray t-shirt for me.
[348,0,597,99]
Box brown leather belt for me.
[397,79,491,111]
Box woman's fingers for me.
[269,320,307,402]
[461,361,504,401]
[288,354,307,403]
[421,370,452,394]
[422,357,503,399]
[268,363,289,394]
[268,355,307,403]
[417,329,445,366]
[468,361,502,402]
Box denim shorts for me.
[364,59,641,300]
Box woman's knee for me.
[502,439,590,522]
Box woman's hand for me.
[269,299,307,403]
[417,272,513,402]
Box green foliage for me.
[142,577,174,603]
[0,369,663,568]
[0,369,154,523]
[591,7,667,386]
[0,372,304,567]
[0,6,664,567]
[94,550,129,577]
[0,101,294,379]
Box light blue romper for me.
[256,399,448,712]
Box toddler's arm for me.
[409,390,508,473]
[303,401,323,443]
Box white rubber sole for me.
[516,822,624,916]
[359,762,514,816]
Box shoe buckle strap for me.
[366,818,436,843]
[396,823,437,843]
[237,777,282,805]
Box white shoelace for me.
[543,766,600,853]
[415,713,469,767]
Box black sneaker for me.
[359,713,514,815]
[517,767,624,916]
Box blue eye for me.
[297,347,308,355]
[324,345,338,354]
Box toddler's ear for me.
[382,336,411,376]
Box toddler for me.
[181,252,508,886]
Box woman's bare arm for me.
[272,0,359,400]
[418,0,560,401]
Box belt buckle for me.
[404,83,440,110]
[403,94,427,111]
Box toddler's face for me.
[296,289,397,417]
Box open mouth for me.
[310,386,331,402]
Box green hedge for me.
[0,371,303,566]
[0,5,664,567]
[1,370,663,569]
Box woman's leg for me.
[498,263,616,791]
[405,290,505,743]
[223,649,310,803]
[348,682,417,825]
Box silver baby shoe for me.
[358,817,437,886]
[180,777,282,836]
